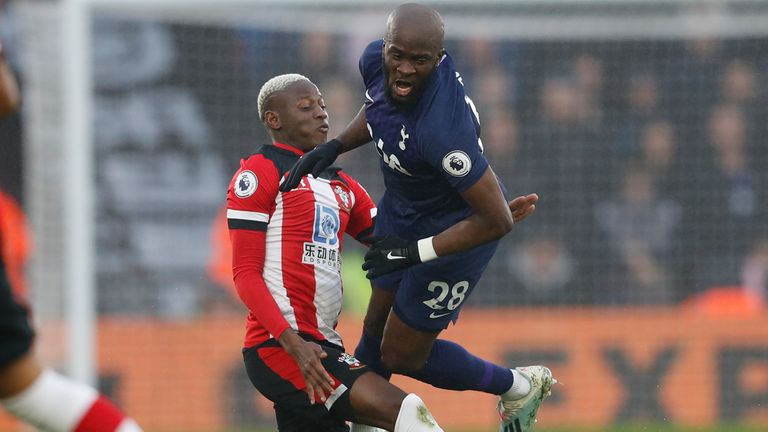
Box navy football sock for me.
[354,331,392,380]
[408,339,513,395]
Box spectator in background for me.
[469,107,521,307]
[455,37,499,83]
[300,31,344,79]
[626,72,661,118]
[472,65,516,117]
[719,59,767,149]
[318,77,357,140]
[684,103,765,292]
[573,53,604,128]
[482,107,520,164]
[742,238,768,305]
[519,71,602,273]
[611,71,664,159]
[721,59,759,106]
[664,36,722,148]
[638,120,679,197]
[506,231,581,305]
[593,164,681,305]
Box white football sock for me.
[501,369,532,401]
[0,368,97,431]
[0,368,142,432]
[394,393,444,432]
[116,418,143,432]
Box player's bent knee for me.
[380,339,430,373]
[394,393,443,432]
[380,349,425,374]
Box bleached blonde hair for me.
[257,73,311,120]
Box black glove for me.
[279,139,343,192]
[362,235,421,279]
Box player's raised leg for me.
[498,366,555,432]
[0,351,142,432]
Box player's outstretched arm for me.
[280,105,372,191]
[362,168,537,278]
[432,166,519,255]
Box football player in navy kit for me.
[281,4,554,431]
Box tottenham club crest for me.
[442,151,471,177]
[234,170,258,197]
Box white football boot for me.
[498,366,556,432]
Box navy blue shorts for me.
[373,240,498,332]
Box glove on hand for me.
[362,235,421,279]
[279,139,343,192]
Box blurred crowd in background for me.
[1,2,767,316]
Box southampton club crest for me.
[334,185,351,211]
[442,151,471,177]
[337,353,364,370]
[234,170,258,197]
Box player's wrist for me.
[278,329,303,352]
[415,236,438,263]
[324,138,343,155]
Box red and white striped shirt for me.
[227,142,376,348]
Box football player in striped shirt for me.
[228,73,443,431]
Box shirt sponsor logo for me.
[313,204,339,246]
[234,170,258,197]
[302,243,341,270]
[442,151,471,177]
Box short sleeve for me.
[420,118,489,194]
[359,39,385,89]
[226,155,280,231]
[339,172,377,241]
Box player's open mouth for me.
[393,80,413,97]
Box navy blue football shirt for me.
[360,39,497,240]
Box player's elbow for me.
[487,213,514,239]
[0,95,19,118]
[0,71,21,118]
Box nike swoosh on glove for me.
[362,235,421,279]
[279,139,343,192]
